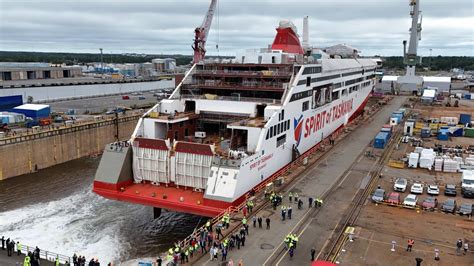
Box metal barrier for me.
[16,242,72,264]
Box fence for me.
[13,242,72,264]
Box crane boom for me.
[192,0,218,64]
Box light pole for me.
[429,48,432,70]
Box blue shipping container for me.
[460,114,472,125]
[438,129,449,141]
[12,104,50,120]
[0,95,23,111]
[374,132,389,149]
[449,127,463,137]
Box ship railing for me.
[194,69,292,77]
[180,94,281,104]
[15,242,72,264]
[189,81,285,89]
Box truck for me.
[461,170,474,198]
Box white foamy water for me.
[0,187,124,264]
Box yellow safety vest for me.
[242,218,247,224]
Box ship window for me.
[302,101,309,112]
[270,127,274,138]
[209,170,214,177]
[332,90,340,100]
[276,134,286,147]
[272,56,276,64]
[342,89,348,96]
[287,120,290,130]
[266,130,270,140]
[306,77,311,87]
[281,110,285,121]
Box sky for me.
[0,0,473,57]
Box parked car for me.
[441,199,457,213]
[411,183,424,194]
[427,185,440,195]
[421,197,438,211]
[387,192,401,205]
[403,194,418,208]
[444,184,457,196]
[372,188,386,203]
[122,95,130,100]
[457,203,473,216]
[394,178,408,192]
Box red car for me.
[387,192,401,205]
[421,197,438,211]
[122,95,130,100]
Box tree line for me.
[382,56,474,71]
[0,51,193,66]
[0,51,472,71]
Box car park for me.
[394,178,408,192]
[427,185,440,195]
[387,192,401,205]
[457,203,473,216]
[444,184,457,196]
[371,188,385,203]
[410,183,424,194]
[403,194,418,208]
[441,199,457,213]
[421,197,438,211]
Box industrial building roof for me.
[422,76,451,82]
[381,75,398,82]
[13,104,50,110]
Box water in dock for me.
[0,157,202,263]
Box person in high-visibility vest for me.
[23,256,31,266]
[288,192,293,202]
[55,256,60,266]
[16,241,22,256]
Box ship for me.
[93,18,377,217]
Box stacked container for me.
[438,127,449,141]
[460,114,472,125]
[374,132,390,149]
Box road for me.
[192,96,407,265]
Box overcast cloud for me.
[0,0,473,56]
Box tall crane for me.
[397,0,423,92]
[192,0,218,64]
[403,0,422,77]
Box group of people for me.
[283,233,299,259]
[72,253,102,266]
[1,236,21,257]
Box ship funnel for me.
[302,16,309,49]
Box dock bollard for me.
[391,241,396,252]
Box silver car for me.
[372,188,386,203]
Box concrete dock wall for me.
[0,115,139,180]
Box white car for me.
[411,183,424,194]
[427,185,440,195]
[394,178,408,192]
[403,194,418,208]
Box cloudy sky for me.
[0,0,473,56]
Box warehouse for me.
[0,63,82,82]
